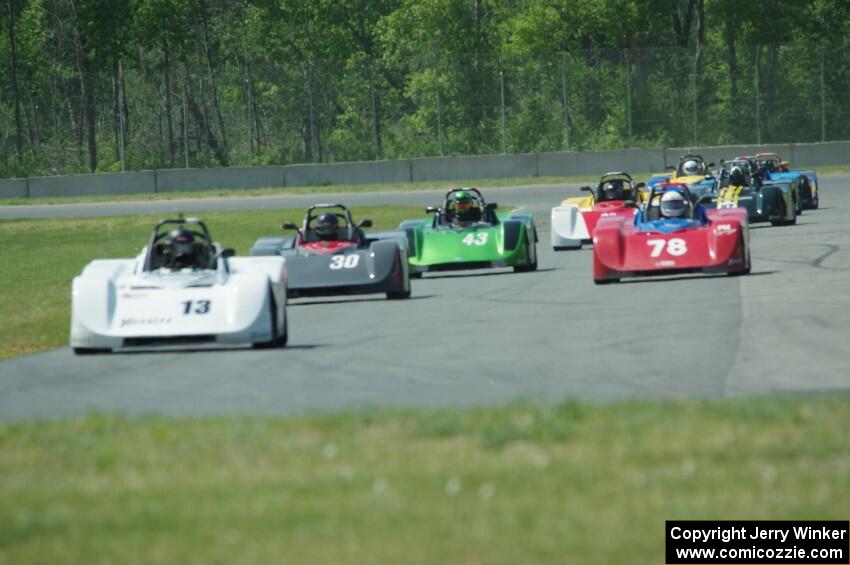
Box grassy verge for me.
[0,174,611,207]
[0,206,422,360]
[0,396,847,564]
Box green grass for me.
[0,174,611,206]
[0,206,422,360]
[0,396,847,564]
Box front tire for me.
[254,292,287,349]
[770,196,796,226]
[73,347,110,355]
[514,238,538,273]
[727,234,751,276]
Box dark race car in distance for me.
[712,157,798,226]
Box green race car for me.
[400,188,538,276]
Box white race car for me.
[70,217,288,354]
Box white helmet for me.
[660,191,687,218]
[682,159,701,176]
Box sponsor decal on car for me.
[715,224,736,235]
[120,317,173,328]
[655,260,676,267]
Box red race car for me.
[592,183,750,284]
[550,172,645,250]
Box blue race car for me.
[755,152,819,210]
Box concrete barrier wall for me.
[410,154,538,182]
[0,178,28,199]
[539,148,666,176]
[3,141,848,200]
[27,170,156,198]
[285,159,411,186]
[665,144,794,167]
[156,166,284,193]
[410,155,537,182]
[789,142,850,168]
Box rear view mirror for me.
[219,248,235,259]
[486,202,498,210]
[634,182,646,189]
[282,221,298,230]
[707,162,715,168]
[580,185,593,193]
[425,206,438,214]
[666,165,676,171]
[357,219,373,228]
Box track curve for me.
[1,177,848,421]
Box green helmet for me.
[451,190,472,204]
[449,190,479,221]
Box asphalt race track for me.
[2,177,849,420]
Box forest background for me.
[1,0,848,178]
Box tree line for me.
[1,0,848,178]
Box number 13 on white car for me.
[329,255,360,269]
[647,238,688,257]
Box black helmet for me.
[314,213,339,240]
[601,180,625,201]
[163,228,199,269]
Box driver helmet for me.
[729,166,746,186]
[681,159,701,176]
[314,213,340,241]
[601,180,625,200]
[449,190,480,222]
[660,190,688,219]
[162,228,201,269]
